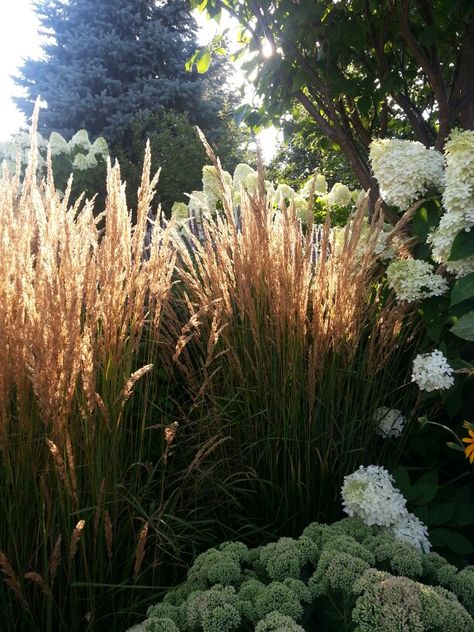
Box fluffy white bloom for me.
[187,190,209,217]
[202,165,232,209]
[411,350,454,392]
[341,465,407,527]
[327,182,352,207]
[171,201,189,222]
[301,173,328,197]
[369,139,444,210]
[49,131,70,156]
[233,163,255,190]
[72,152,97,171]
[386,258,448,303]
[373,407,406,438]
[69,130,91,152]
[276,183,296,205]
[428,129,474,277]
[390,512,431,553]
[90,136,109,158]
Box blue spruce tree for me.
[15,0,225,144]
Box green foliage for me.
[114,109,253,214]
[133,517,474,632]
[267,106,358,192]
[191,0,474,199]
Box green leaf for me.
[196,50,211,73]
[430,528,474,554]
[448,229,474,260]
[451,310,474,341]
[428,502,455,526]
[446,441,466,453]
[452,504,474,526]
[451,272,474,306]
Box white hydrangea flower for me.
[276,183,296,205]
[233,163,255,190]
[69,129,92,152]
[171,201,189,223]
[49,131,70,156]
[202,165,232,209]
[341,465,407,527]
[411,350,454,392]
[72,152,97,171]
[327,182,352,207]
[369,139,444,210]
[390,512,431,553]
[386,258,448,303]
[187,190,209,216]
[373,407,406,438]
[301,173,328,197]
[90,136,109,158]
[428,129,474,277]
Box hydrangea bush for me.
[171,163,361,233]
[369,132,474,462]
[0,128,109,199]
[130,515,474,632]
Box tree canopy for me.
[191,0,474,213]
[15,0,225,144]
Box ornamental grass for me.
[168,140,420,535]
[0,112,420,631]
[0,111,233,631]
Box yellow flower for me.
[462,427,474,464]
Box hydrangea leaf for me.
[450,273,474,307]
[451,311,474,341]
[430,528,474,554]
[448,229,474,261]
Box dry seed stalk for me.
[69,520,86,560]
[133,521,149,579]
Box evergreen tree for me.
[15,0,224,144]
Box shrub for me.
[132,517,474,632]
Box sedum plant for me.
[130,516,474,632]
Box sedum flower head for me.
[390,512,431,553]
[386,258,448,303]
[255,611,305,632]
[373,407,406,438]
[341,465,407,527]
[411,349,454,391]
[327,182,352,207]
[369,138,444,210]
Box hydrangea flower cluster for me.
[390,512,431,554]
[341,465,431,552]
[369,138,444,210]
[171,163,359,230]
[411,349,454,391]
[428,128,474,277]
[341,466,407,527]
[373,407,406,438]
[327,182,352,207]
[386,258,448,303]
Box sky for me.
[0,2,278,160]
